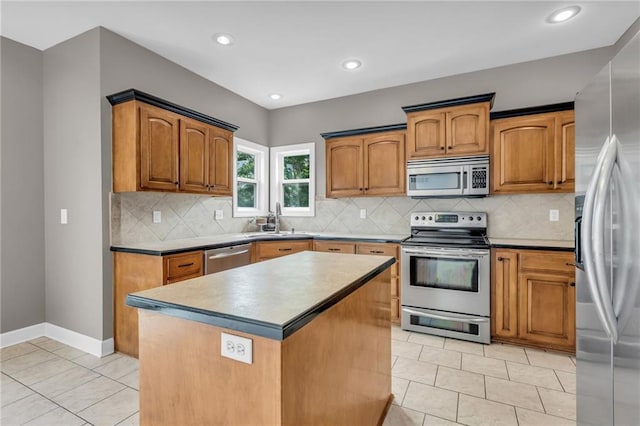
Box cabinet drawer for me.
[164,251,203,284]
[313,240,356,254]
[255,240,312,260]
[356,243,398,258]
[519,251,574,275]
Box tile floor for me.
[1,326,577,426]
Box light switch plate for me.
[153,211,162,223]
[360,209,366,219]
[221,332,252,364]
[60,209,68,225]
[215,210,223,220]
[549,209,559,222]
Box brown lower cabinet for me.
[315,240,401,324]
[491,248,575,352]
[113,250,203,357]
[252,240,313,262]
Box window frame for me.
[270,143,315,217]
[233,137,269,218]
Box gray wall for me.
[268,46,615,196]
[0,37,45,333]
[43,29,104,339]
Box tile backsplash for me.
[111,192,574,245]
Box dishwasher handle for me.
[208,250,249,260]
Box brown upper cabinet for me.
[402,93,495,160]
[322,126,406,198]
[108,89,238,194]
[490,105,574,194]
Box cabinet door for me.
[363,132,406,196]
[253,240,313,262]
[492,250,519,338]
[518,272,576,349]
[491,115,555,193]
[209,128,233,196]
[179,118,210,193]
[555,111,575,191]
[164,251,203,285]
[326,137,363,197]
[357,242,401,324]
[313,240,356,254]
[406,111,446,159]
[446,104,489,156]
[139,104,180,191]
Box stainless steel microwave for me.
[406,155,489,197]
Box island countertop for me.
[126,251,395,340]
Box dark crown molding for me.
[320,123,407,139]
[490,102,575,120]
[106,89,239,132]
[401,92,496,113]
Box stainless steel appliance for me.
[406,155,489,198]
[204,243,252,274]
[401,212,490,344]
[575,30,640,425]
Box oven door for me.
[401,306,490,344]
[401,246,490,316]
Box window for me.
[233,138,268,217]
[270,143,315,217]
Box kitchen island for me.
[127,251,395,426]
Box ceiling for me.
[1,1,639,109]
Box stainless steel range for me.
[401,211,490,344]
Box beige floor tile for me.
[392,327,411,342]
[422,414,460,425]
[392,340,423,360]
[443,339,484,356]
[392,376,409,405]
[73,352,122,369]
[485,376,544,412]
[116,412,140,426]
[435,366,485,398]
[1,373,34,406]
[94,355,139,380]
[462,353,508,379]
[457,394,518,426]
[52,376,125,413]
[418,346,461,369]
[506,361,563,390]
[538,387,576,420]
[402,381,458,421]
[28,336,51,345]
[23,407,86,426]
[10,357,77,385]
[77,387,139,426]
[407,332,445,349]
[0,393,57,425]
[383,404,425,426]
[392,357,438,386]
[516,407,576,426]
[483,343,529,364]
[32,338,68,352]
[0,349,58,374]
[525,349,576,373]
[0,342,39,361]
[53,345,88,360]
[31,365,100,398]
[555,370,576,394]
[117,369,140,390]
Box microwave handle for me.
[459,166,465,195]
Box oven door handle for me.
[402,248,488,258]
[402,308,489,324]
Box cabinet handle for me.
[548,181,553,185]
[365,187,369,190]
[328,248,341,252]
[370,250,385,254]
[178,262,194,268]
[497,257,504,261]
[557,180,562,184]
[448,146,453,149]
[569,282,576,287]
[359,188,363,191]
[174,181,179,185]
[566,262,577,267]
[440,147,445,150]
[278,248,293,252]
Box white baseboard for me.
[1,322,114,357]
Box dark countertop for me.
[489,238,575,252]
[126,251,395,340]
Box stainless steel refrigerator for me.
[574,30,640,425]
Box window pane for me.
[237,182,256,208]
[283,183,309,208]
[283,154,309,180]
[237,151,255,179]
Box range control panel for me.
[410,212,487,228]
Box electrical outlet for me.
[60,209,68,225]
[549,209,559,222]
[221,332,252,364]
[152,211,162,224]
[215,210,223,220]
[360,209,366,219]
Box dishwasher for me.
[204,243,252,274]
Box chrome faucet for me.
[275,201,282,234]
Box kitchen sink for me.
[242,231,312,239]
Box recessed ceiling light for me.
[214,33,234,46]
[342,59,362,70]
[547,6,581,23]
[269,93,282,100]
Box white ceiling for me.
[2,1,639,109]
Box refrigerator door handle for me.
[583,135,619,343]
